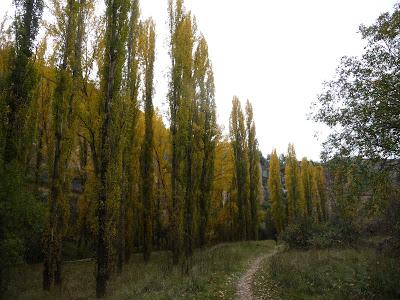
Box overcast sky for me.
[1,0,397,160]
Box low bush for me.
[279,219,360,249]
[279,219,313,249]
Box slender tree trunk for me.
[199,144,210,247]
[96,185,108,298]
[184,142,194,259]
[124,208,132,263]
[154,179,162,249]
[96,58,113,300]
[182,127,194,274]
[171,123,180,265]
[198,121,208,246]
[142,125,153,262]
[249,156,258,240]
[42,254,51,290]
[117,197,125,273]
[119,149,131,269]
[237,173,246,240]
[4,105,18,165]
[43,128,62,290]
[54,236,63,286]
[35,127,43,189]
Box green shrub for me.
[329,218,360,245]
[280,219,360,249]
[279,219,313,249]
[0,163,46,294]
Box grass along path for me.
[253,247,400,299]
[236,245,279,300]
[7,240,276,299]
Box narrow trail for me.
[235,246,278,300]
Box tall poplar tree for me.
[230,97,249,240]
[194,37,217,247]
[301,157,312,218]
[284,144,306,223]
[96,0,129,296]
[120,0,141,267]
[168,0,183,264]
[311,166,323,223]
[315,166,327,220]
[43,0,87,289]
[180,14,195,263]
[167,0,196,264]
[1,0,43,295]
[245,100,259,240]
[268,149,285,233]
[3,0,43,165]
[140,19,156,262]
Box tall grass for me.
[6,240,275,299]
[254,248,400,299]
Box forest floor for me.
[6,240,276,299]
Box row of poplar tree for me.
[0,0,263,297]
[268,144,327,234]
